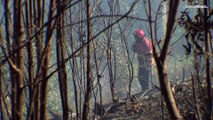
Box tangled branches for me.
[177,8,212,55]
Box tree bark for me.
[56,0,69,119]
[13,0,24,119]
[204,0,212,119]
[82,0,93,119]
[152,0,182,119]
[34,1,44,119]
[40,0,56,119]
[25,0,35,119]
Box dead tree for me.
[24,0,36,119]
[11,0,24,119]
[203,0,212,118]
[82,0,93,119]
[150,0,182,119]
[26,0,45,119]
[56,0,69,120]
[177,0,212,118]
[39,0,56,119]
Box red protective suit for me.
[132,29,153,91]
[132,29,153,67]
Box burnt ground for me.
[93,80,210,120]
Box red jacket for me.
[132,37,152,67]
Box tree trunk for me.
[204,0,212,119]
[40,0,56,119]
[34,1,44,120]
[82,0,93,119]
[13,0,24,119]
[25,0,35,119]
[152,0,182,119]
[56,0,69,119]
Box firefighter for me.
[132,29,154,92]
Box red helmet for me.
[134,29,145,38]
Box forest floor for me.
[93,79,209,120]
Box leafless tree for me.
[56,0,69,120]
[147,0,182,119]
[2,0,211,120]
